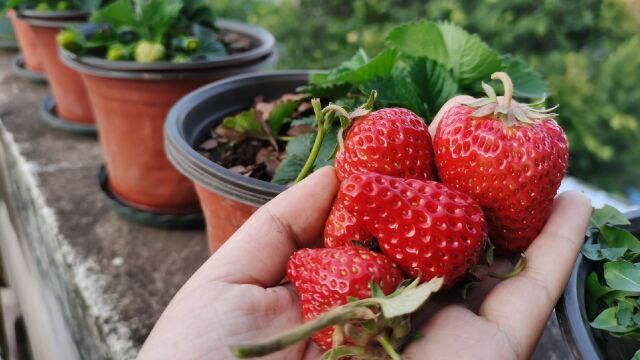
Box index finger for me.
[479,191,592,357]
[195,166,339,288]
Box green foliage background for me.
[213,0,640,195]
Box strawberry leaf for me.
[590,205,630,229]
[376,277,443,318]
[586,272,612,318]
[437,21,502,86]
[221,109,265,137]
[359,69,426,118]
[600,225,640,255]
[384,20,449,66]
[408,57,458,119]
[268,100,301,135]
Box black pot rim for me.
[164,71,311,207]
[556,208,640,360]
[17,10,88,25]
[59,20,275,77]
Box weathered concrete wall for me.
[0,49,208,359]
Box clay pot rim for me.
[165,71,312,207]
[555,209,640,359]
[59,20,275,76]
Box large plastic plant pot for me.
[19,12,95,125]
[556,209,640,360]
[165,71,308,252]
[62,21,276,216]
[7,10,45,74]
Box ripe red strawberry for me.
[339,172,488,287]
[433,72,568,254]
[324,193,372,248]
[335,108,436,182]
[286,247,403,350]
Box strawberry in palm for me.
[340,172,488,287]
[286,247,403,351]
[433,72,568,254]
[335,107,436,182]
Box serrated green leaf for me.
[296,82,352,99]
[500,55,548,99]
[437,22,502,86]
[600,225,640,255]
[138,0,183,39]
[90,0,136,27]
[360,68,426,118]
[194,23,226,59]
[408,57,458,120]
[309,49,369,85]
[328,49,398,85]
[268,100,301,135]
[384,20,449,65]
[604,261,640,291]
[377,277,443,318]
[271,127,337,185]
[590,205,631,229]
[221,109,264,136]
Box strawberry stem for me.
[294,98,333,183]
[377,335,401,360]
[490,72,514,111]
[489,254,527,280]
[230,305,376,358]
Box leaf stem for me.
[377,335,401,360]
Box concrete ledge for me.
[0,50,208,359]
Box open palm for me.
[138,167,591,360]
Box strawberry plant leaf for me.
[310,49,369,85]
[359,69,426,118]
[499,55,547,99]
[272,127,337,185]
[268,100,301,135]
[327,49,398,86]
[138,0,183,40]
[90,0,136,28]
[376,277,443,318]
[221,109,265,137]
[590,205,630,229]
[600,225,640,255]
[437,21,502,86]
[582,244,628,261]
[193,23,226,59]
[600,290,640,307]
[408,57,458,119]
[384,20,449,66]
[290,116,316,127]
[604,261,640,291]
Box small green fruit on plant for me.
[134,41,166,63]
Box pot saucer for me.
[39,96,97,136]
[11,55,47,83]
[98,166,205,230]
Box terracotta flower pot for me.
[20,13,95,125]
[165,71,307,252]
[7,10,44,73]
[62,20,276,215]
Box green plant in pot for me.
[59,0,275,226]
[164,20,550,252]
[558,205,640,360]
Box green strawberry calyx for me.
[229,277,443,359]
[464,72,558,127]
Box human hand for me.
[138,166,591,360]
